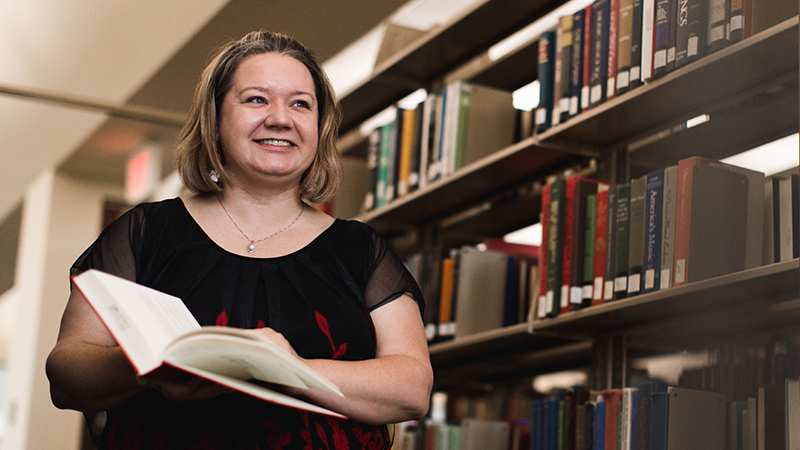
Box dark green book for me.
[582,194,597,307]
[613,183,631,300]
[546,178,566,317]
[603,185,618,301]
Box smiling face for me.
[218,52,319,191]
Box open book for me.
[72,269,345,417]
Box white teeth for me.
[258,139,292,146]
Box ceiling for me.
[0,0,417,220]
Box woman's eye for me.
[292,100,311,109]
[247,96,266,104]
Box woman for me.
[46,30,433,449]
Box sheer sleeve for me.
[362,226,425,316]
[70,204,144,283]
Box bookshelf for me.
[335,0,800,442]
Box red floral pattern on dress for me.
[315,311,347,359]
[216,311,228,327]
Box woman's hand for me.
[243,327,302,360]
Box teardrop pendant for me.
[248,243,256,253]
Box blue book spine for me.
[650,392,670,450]
[643,169,664,293]
[548,398,561,450]
[536,30,557,132]
[653,0,672,74]
[589,0,610,107]
[593,401,606,450]
[629,391,639,450]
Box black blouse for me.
[72,197,424,450]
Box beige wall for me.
[1,171,122,450]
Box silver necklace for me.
[217,196,304,254]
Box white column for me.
[1,170,120,450]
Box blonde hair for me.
[176,30,342,204]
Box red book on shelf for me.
[602,389,623,450]
[561,177,577,313]
[592,188,609,306]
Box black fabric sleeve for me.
[70,204,144,283]
[362,225,425,317]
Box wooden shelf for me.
[531,259,800,340]
[429,323,591,386]
[338,0,562,134]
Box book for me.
[363,127,381,211]
[764,174,800,264]
[438,251,458,339]
[616,0,634,94]
[564,177,601,311]
[594,399,606,450]
[592,187,610,305]
[582,193,597,305]
[759,384,787,450]
[603,185,619,301]
[674,0,708,68]
[636,381,668,450]
[627,175,647,297]
[629,0,644,88]
[396,107,416,197]
[602,389,623,450]
[536,29,557,132]
[652,0,672,75]
[538,183,552,319]
[728,0,753,43]
[456,82,516,172]
[660,165,678,290]
[460,419,510,450]
[559,14,575,123]
[454,246,508,338]
[607,0,620,100]
[613,183,631,300]
[571,9,586,116]
[590,0,611,107]
[71,269,345,417]
[673,157,764,286]
[667,387,726,450]
[650,392,670,450]
[706,0,728,52]
[640,0,656,81]
[643,169,665,293]
[582,4,594,111]
[547,178,567,316]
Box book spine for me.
[629,0,644,88]
[363,127,380,211]
[375,123,393,208]
[385,108,402,203]
[538,184,551,319]
[613,183,631,300]
[653,0,672,75]
[407,101,425,193]
[607,0,620,100]
[590,0,611,107]
[593,188,610,305]
[582,4,594,111]
[571,9,586,117]
[707,0,729,52]
[641,0,656,81]
[603,185,618,301]
[536,30,557,132]
[560,15,575,123]
[396,107,416,197]
[583,194,597,306]
[672,157,702,286]
[627,176,647,297]
[563,178,577,312]
[554,21,564,127]
[616,0,634,94]
[643,169,665,293]
[571,179,600,308]
[660,165,678,289]
[547,179,566,317]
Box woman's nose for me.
[264,104,291,128]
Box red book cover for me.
[538,184,551,319]
[561,177,577,313]
[484,238,539,260]
[607,0,620,101]
[672,156,715,287]
[602,389,623,450]
[592,188,609,306]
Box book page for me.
[166,360,345,418]
[72,270,201,374]
[164,327,343,397]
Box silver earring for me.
[210,169,220,183]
